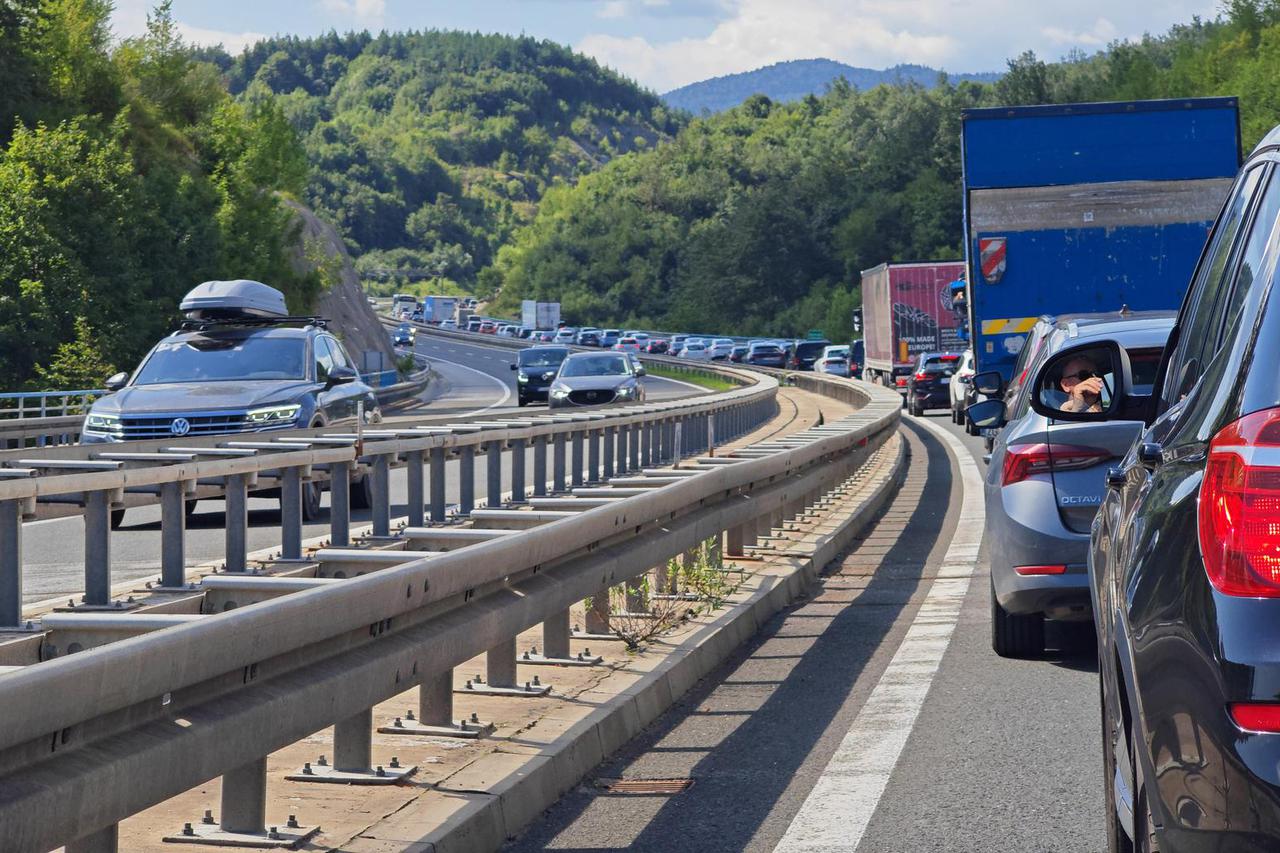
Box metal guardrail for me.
[0,348,898,852]
[0,389,104,419]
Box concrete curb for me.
[351,431,907,853]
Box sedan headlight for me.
[550,385,571,400]
[517,372,530,383]
[84,412,122,435]
[246,404,302,425]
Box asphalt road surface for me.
[20,336,707,607]
[506,408,1102,852]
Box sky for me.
[109,0,1224,93]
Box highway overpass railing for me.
[0,342,900,852]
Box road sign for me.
[806,329,825,341]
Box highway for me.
[18,335,707,607]
[506,409,1101,852]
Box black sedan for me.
[745,343,786,368]
[904,352,960,416]
[511,346,570,406]
[1092,123,1280,852]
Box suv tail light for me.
[1199,408,1280,596]
[914,371,928,381]
[895,376,907,387]
[1001,443,1113,486]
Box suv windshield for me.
[561,355,631,377]
[795,341,830,359]
[519,348,568,368]
[133,335,306,385]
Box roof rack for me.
[178,316,328,332]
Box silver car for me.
[966,312,1173,657]
[548,352,647,408]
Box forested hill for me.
[662,59,1000,113]
[215,31,682,294]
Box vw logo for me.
[169,417,191,436]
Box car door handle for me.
[1137,442,1163,468]
[1106,466,1126,489]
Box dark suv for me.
[82,281,379,522]
[904,352,961,416]
[1090,129,1280,850]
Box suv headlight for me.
[550,385,570,400]
[84,412,122,435]
[542,371,556,381]
[517,372,529,383]
[246,404,302,426]
[615,384,636,399]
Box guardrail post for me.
[406,449,425,527]
[628,423,641,470]
[588,429,601,483]
[585,586,611,634]
[543,608,571,660]
[570,430,585,487]
[487,441,503,508]
[673,419,684,461]
[603,426,615,478]
[160,482,187,587]
[280,467,303,560]
[429,447,446,522]
[372,454,391,536]
[334,707,373,772]
[224,474,248,573]
[66,824,117,853]
[640,421,652,467]
[459,446,475,516]
[533,436,548,497]
[511,438,526,503]
[422,669,453,725]
[220,757,268,834]
[84,490,112,605]
[615,424,628,474]
[727,520,756,557]
[487,636,517,688]
[552,433,566,493]
[0,499,20,625]
[330,461,350,547]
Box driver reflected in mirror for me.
[1039,348,1114,414]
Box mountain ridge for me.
[663,58,1001,113]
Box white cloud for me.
[176,23,268,53]
[320,0,387,25]
[599,1,630,19]
[576,0,1218,92]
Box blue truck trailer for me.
[961,97,1241,379]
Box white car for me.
[440,320,457,331]
[553,328,577,344]
[815,345,851,377]
[614,337,642,353]
[678,342,713,361]
[708,338,736,360]
[949,348,979,424]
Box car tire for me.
[185,499,199,519]
[110,508,126,529]
[1133,728,1159,852]
[300,480,323,522]
[991,580,1045,657]
[350,474,374,510]
[518,396,528,407]
[910,399,924,417]
[965,418,979,436]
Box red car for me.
[479,321,496,334]
[645,339,669,354]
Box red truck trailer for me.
[860,260,966,391]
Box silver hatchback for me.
[966,312,1173,657]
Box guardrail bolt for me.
[531,645,539,655]
[406,709,416,721]
[268,827,281,840]
[375,765,386,777]
[287,815,300,829]
[465,679,474,689]
[584,647,592,656]
[390,756,401,768]
[202,809,214,825]
[317,754,328,767]
[532,675,542,686]
[393,716,402,727]
[302,762,313,775]
[522,650,530,660]
[182,823,195,836]
[470,712,479,723]
[524,681,531,690]
[113,600,123,609]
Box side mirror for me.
[972,370,1004,397]
[104,372,129,392]
[635,365,647,377]
[327,365,357,387]
[509,362,517,371]
[966,399,1006,430]
[1028,340,1140,422]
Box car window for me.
[561,355,631,377]
[1219,166,1280,354]
[324,336,352,370]
[1163,165,1265,407]
[1011,339,1053,420]
[133,335,307,385]
[315,336,336,381]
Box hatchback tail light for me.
[895,377,907,387]
[1199,407,1280,597]
[1001,443,1113,486]
[1230,703,1280,732]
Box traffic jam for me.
[406,96,1280,850]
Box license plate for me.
[940,377,950,385]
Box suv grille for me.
[118,411,256,440]
[569,390,615,405]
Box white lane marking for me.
[645,374,706,395]
[773,415,984,853]
[427,354,513,416]
[23,515,78,528]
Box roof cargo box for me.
[180,280,288,320]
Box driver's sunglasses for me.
[1067,370,1097,381]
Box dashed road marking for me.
[773,416,984,853]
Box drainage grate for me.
[596,777,694,795]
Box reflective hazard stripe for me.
[980,316,1039,336]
